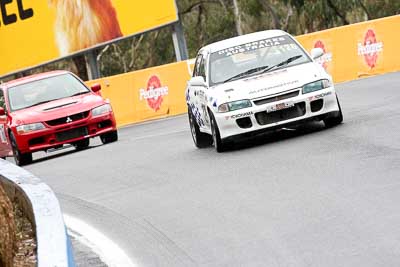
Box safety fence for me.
[0,160,75,267]
[296,15,399,82]
[86,15,400,127]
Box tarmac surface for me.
[22,72,400,266]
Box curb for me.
[0,159,75,267]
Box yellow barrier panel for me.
[297,15,400,82]
[87,61,190,127]
[87,15,399,127]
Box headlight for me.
[302,79,331,94]
[218,99,252,113]
[16,123,45,134]
[92,104,112,116]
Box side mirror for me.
[91,83,102,92]
[189,76,207,87]
[311,48,324,60]
[0,107,5,116]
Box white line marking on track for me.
[63,214,137,267]
[119,114,186,129]
[128,129,188,142]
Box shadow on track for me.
[227,121,339,152]
[10,143,104,166]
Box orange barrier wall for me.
[87,61,191,127]
[296,15,400,82]
[87,15,399,127]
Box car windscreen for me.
[209,35,311,86]
[7,74,90,112]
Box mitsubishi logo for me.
[66,117,72,123]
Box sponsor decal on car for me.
[186,88,190,102]
[190,104,204,126]
[249,80,299,95]
[308,91,332,101]
[216,35,291,57]
[231,111,254,119]
[0,125,6,143]
[244,68,288,82]
[139,75,169,111]
[314,40,332,70]
[196,90,207,102]
[358,29,383,69]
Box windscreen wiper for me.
[24,100,54,109]
[70,91,90,97]
[223,65,269,83]
[259,55,303,74]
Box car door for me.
[188,53,208,129]
[0,88,12,158]
[196,53,211,129]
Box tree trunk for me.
[72,55,89,81]
[326,0,349,25]
[232,0,243,35]
[259,1,281,29]
[357,0,371,20]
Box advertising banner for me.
[0,0,178,76]
[297,15,399,82]
[87,61,190,127]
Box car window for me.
[7,73,90,112]
[209,35,311,86]
[193,54,203,77]
[198,56,206,81]
[0,89,5,111]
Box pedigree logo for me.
[139,75,169,111]
[358,29,383,69]
[313,40,332,70]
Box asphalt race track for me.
[23,72,400,267]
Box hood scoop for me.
[43,101,78,111]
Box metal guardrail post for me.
[172,18,189,62]
[86,50,101,80]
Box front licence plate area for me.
[266,102,295,113]
[255,102,306,126]
[56,127,88,142]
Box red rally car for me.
[0,71,118,166]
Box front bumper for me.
[214,87,339,139]
[13,112,117,153]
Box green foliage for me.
[242,0,263,17]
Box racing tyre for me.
[210,112,230,153]
[73,138,90,150]
[10,132,32,166]
[324,96,343,128]
[188,108,212,148]
[100,130,118,144]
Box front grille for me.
[46,111,90,126]
[55,127,88,142]
[310,99,324,112]
[236,117,252,129]
[98,120,112,129]
[255,102,306,125]
[28,137,45,147]
[253,90,300,106]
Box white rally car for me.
[186,30,343,152]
